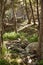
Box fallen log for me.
[17,24,33,32]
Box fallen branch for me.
[17,24,33,32]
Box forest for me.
[0,0,43,65]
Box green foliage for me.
[0,59,10,65]
[19,32,27,41]
[38,60,43,65]
[3,32,20,40]
[2,43,7,57]
[27,33,38,43]
[3,32,38,42]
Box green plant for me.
[3,32,38,43]
[1,43,7,58]
[3,32,20,40]
[38,60,43,65]
[0,59,10,65]
[27,33,38,43]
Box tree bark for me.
[39,0,43,59]
[36,0,40,30]
[29,0,36,25]
[11,0,17,33]
[23,0,31,24]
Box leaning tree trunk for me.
[39,0,43,59]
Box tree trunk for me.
[39,0,43,59]
[11,0,17,33]
[29,0,36,25]
[0,0,7,55]
[36,0,40,30]
[23,0,31,24]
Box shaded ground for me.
[3,38,38,65]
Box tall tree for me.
[39,0,43,59]
[0,0,6,45]
[0,0,7,55]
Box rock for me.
[25,42,39,54]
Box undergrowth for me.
[3,32,38,42]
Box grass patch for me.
[3,32,20,40]
[27,33,38,43]
[3,32,38,42]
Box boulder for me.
[25,42,39,54]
